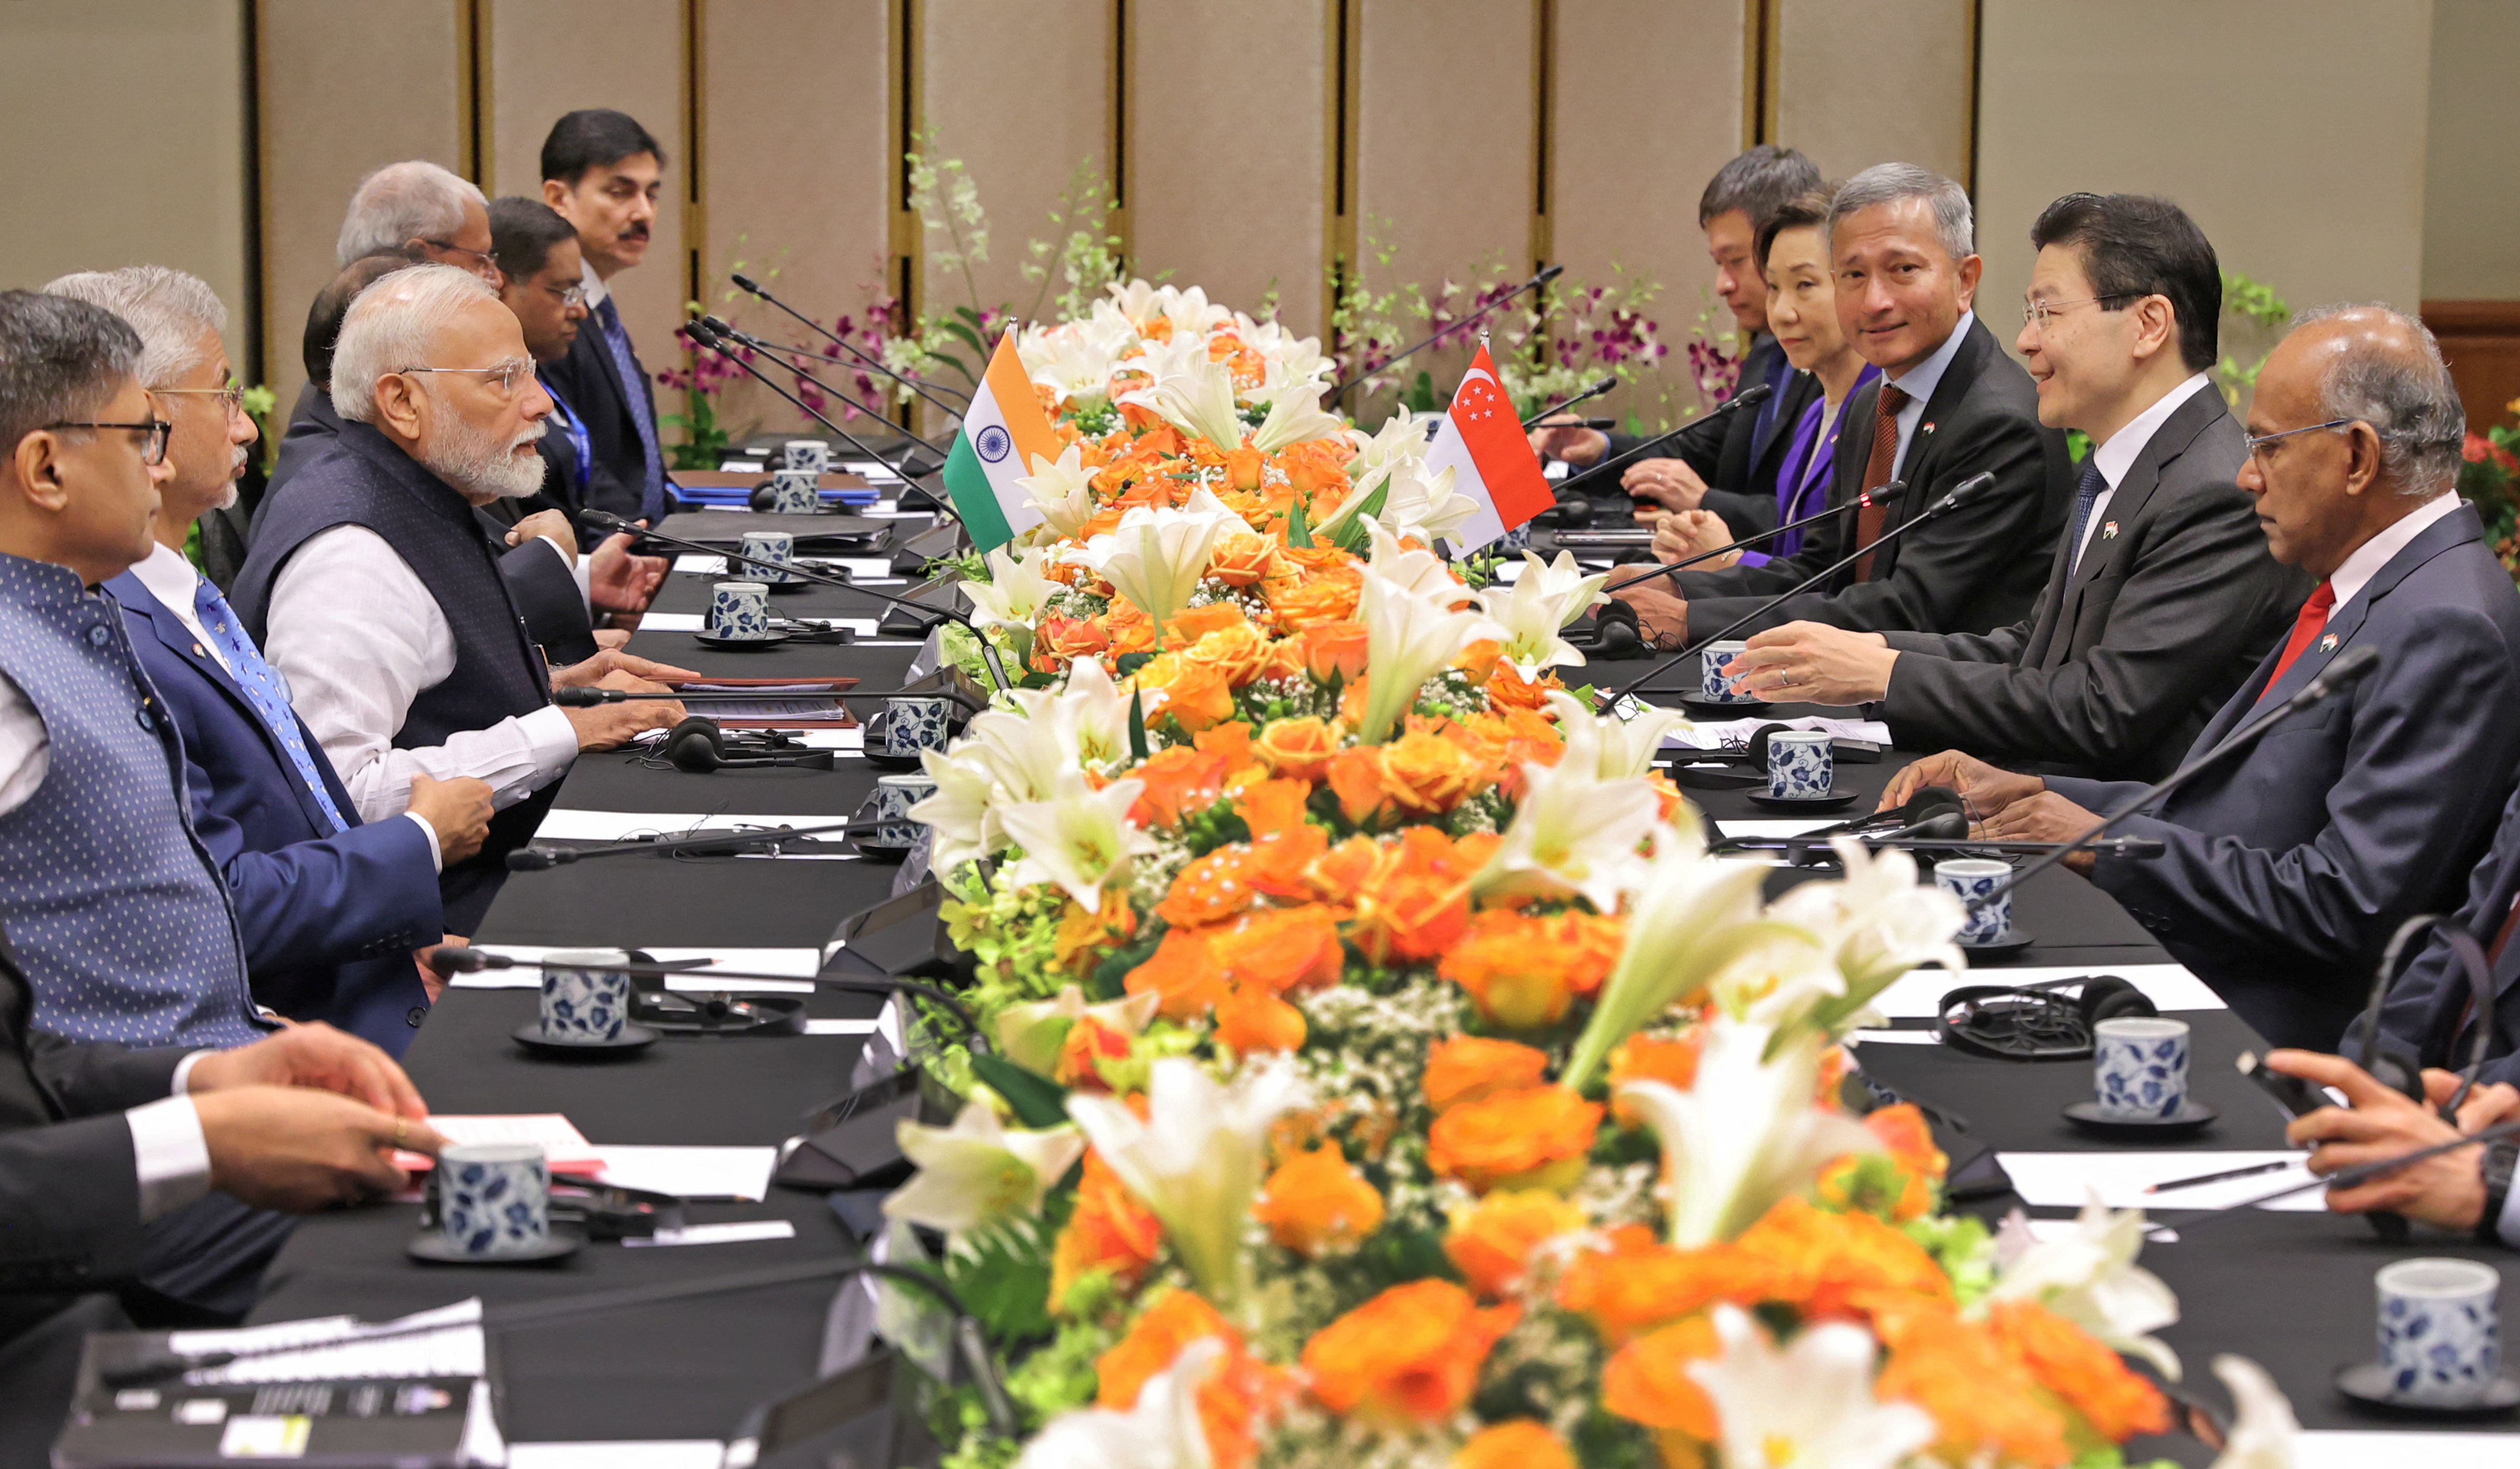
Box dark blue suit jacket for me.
[2367,782,2520,1082]
[105,569,442,1054]
[2048,502,2520,1050]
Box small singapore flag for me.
[1422,343,1556,550]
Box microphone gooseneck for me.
[702,316,950,459]
[728,271,974,420]
[1519,374,1621,433]
[1328,263,1563,404]
[1551,380,1778,499]
[502,817,890,869]
[683,318,936,492]
[422,947,985,1043]
[1597,481,1897,597]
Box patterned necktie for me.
[596,295,669,522]
[2253,581,2337,704]
[2064,459,2109,575]
[1854,383,1909,582]
[191,576,349,833]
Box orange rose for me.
[1223,447,1267,493]
[1445,1189,1586,1298]
[1222,904,1345,994]
[1254,716,1339,783]
[1442,910,1623,1030]
[1556,1226,1775,1344]
[1266,570,1363,630]
[1376,729,1487,814]
[1147,659,1235,733]
[1308,834,1382,900]
[1130,744,1234,828]
[1870,1295,2069,1468]
[1157,846,1259,928]
[1215,983,1307,1053]
[1350,826,1480,964]
[1186,623,1273,688]
[1454,1421,1576,1469]
[1732,1198,1952,1319]
[1034,613,1110,668]
[1300,1279,1518,1423]
[1104,599,1157,656]
[1988,1299,2170,1442]
[1236,777,1313,838]
[1607,1032,1707,1124]
[1487,663,1557,710]
[1601,1316,1721,1440]
[1247,823,1331,901]
[1254,1141,1383,1256]
[1817,1102,1950,1221]
[1294,620,1371,683]
[1124,926,1229,1020]
[1426,1085,1602,1194]
[1325,746,1394,826]
[1053,1013,1133,1093]
[1275,438,1353,500]
[1165,601,1249,645]
[1453,637,1503,684]
[1051,1150,1163,1312]
[1209,530,1277,585]
[1096,1289,1293,1469]
[1422,1035,1551,1114]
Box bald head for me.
[2272,306,2464,500]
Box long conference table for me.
[245,512,2520,1466]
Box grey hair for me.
[330,265,499,424]
[2292,303,2466,499]
[41,266,227,389]
[0,289,142,457]
[1828,162,1975,262]
[337,161,487,267]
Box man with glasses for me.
[232,267,690,933]
[1729,193,2306,781]
[335,161,501,286]
[42,267,486,1058]
[1894,307,2520,1049]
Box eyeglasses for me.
[399,360,535,399]
[542,281,589,310]
[2021,293,2140,330]
[2245,418,2355,460]
[423,240,501,276]
[155,384,247,418]
[47,418,172,465]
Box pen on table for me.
[2144,1159,2298,1195]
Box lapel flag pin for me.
[1921,422,1936,434]
[2319,633,2340,652]
[2101,521,2119,540]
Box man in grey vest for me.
[232,267,688,933]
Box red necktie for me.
[2253,581,2336,702]
[1854,384,1908,582]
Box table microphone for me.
[581,508,1013,694]
[423,946,986,1043]
[701,316,950,461]
[683,317,943,492]
[1605,471,1999,705]
[1718,833,2168,860]
[1551,380,1776,499]
[1596,483,1895,596]
[1328,262,1563,403]
[553,684,986,711]
[2171,1116,2520,1233]
[504,817,886,869]
[1968,642,2384,911]
[729,271,974,421]
[1520,374,1620,432]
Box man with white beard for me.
[231,266,688,931]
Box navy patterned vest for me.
[0,554,265,1047]
[232,421,561,932]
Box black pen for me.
[2144,1158,2297,1194]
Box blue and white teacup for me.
[782,438,831,474]
[880,695,955,759]
[768,468,821,514]
[2092,1015,2190,1119]
[2378,1258,2502,1405]
[741,530,799,585]
[1766,730,1832,799]
[863,772,938,849]
[437,1141,549,1257]
[709,580,773,641]
[1701,640,1752,702]
[538,949,632,1043]
[1932,857,2012,943]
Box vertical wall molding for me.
[889,0,919,329]
[459,0,488,188]
[1321,0,1359,342]
[683,0,706,322]
[1108,0,1130,260]
[1529,0,1553,284]
[241,0,268,386]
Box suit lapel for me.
[2253,503,2483,710]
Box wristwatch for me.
[2475,1139,2518,1245]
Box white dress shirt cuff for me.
[128,1095,213,1222]
[170,1050,209,1095]
[402,810,445,871]
[2497,1174,2520,1250]
[522,705,579,783]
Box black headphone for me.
[1933,975,2161,1060]
[1564,598,1645,658]
[663,717,838,773]
[2354,912,2495,1115]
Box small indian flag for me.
[941,328,1062,551]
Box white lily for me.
[1376,460,1481,547]
[1154,283,1233,339]
[1079,487,1241,628]
[1243,319,1333,403]
[882,1101,1086,1247]
[1051,655,1132,769]
[1064,1058,1311,1316]
[1686,1304,1934,1469]
[1342,412,1432,503]
[910,744,1004,870]
[1621,1015,1879,1246]
[1545,689,1685,782]
[996,984,1164,1075]
[1015,1337,1223,1469]
[1361,517,1464,599]
[1248,381,1347,454]
[1353,551,1501,744]
[2207,1355,2299,1469]
[1766,838,1968,1029]
[1481,566,1601,679]
[1142,355,1249,451]
[1989,1193,2182,1378]
[963,545,1057,634]
[1104,277,1164,330]
[1017,442,1100,538]
[1560,826,1783,1089]
[1517,548,1615,625]
[1478,752,1660,911]
[1023,329,1119,411]
[961,707,1086,809]
[997,779,1157,908]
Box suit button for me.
[136,709,155,731]
[407,1007,427,1027]
[88,624,110,646]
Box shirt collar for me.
[579,256,609,309]
[129,539,204,613]
[1886,310,1974,404]
[2330,492,2464,611]
[2090,373,2215,490]
[0,550,90,603]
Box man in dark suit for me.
[2359,781,2520,1085]
[1615,163,2076,645]
[1907,307,2520,1050]
[538,108,672,524]
[37,269,495,1057]
[1530,145,1822,536]
[0,925,443,1461]
[1730,194,2306,781]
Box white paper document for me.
[623,1221,799,1249]
[591,1146,780,1202]
[1995,1151,2321,1212]
[169,1299,485,1385]
[804,1018,881,1036]
[1664,715,1893,750]
[673,553,897,580]
[636,610,890,637]
[453,946,825,993]
[1863,963,2226,1020]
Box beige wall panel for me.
[488,0,687,391]
[256,0,463,412]
[1772,0,1972,186]
[1353,0,1537,394]
[1978,0,2432,368]
[1552,0,1744,424]
[700,0,893,437]
[919,0,1113,326]
[2424,0,2520,300]
[1129,0,1328,334]
[0,2,250,367]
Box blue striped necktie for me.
[2064,460,2108,574]
[596,294,669,521]
[191,577,349,833]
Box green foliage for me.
[1902,1211,1997,1307]
[1285,497,1314,547]
[941,1200,1065,1347]
[657,369,729,471]
[969,1054,1070,1128]
[1325,478,1390,553]
[2213,269,2291,411]
[241,383,280,473]
[1127,685,1150,760]
[1022,158,1127,324]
